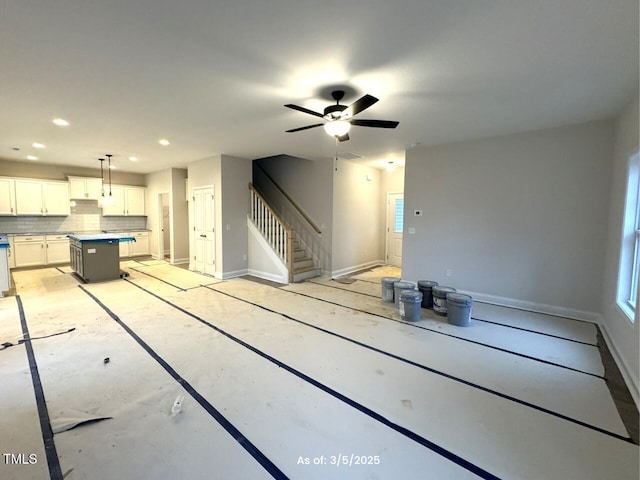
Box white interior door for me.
[193,187,215,275]
[386,193,404,267]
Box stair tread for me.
[293,265,319,274]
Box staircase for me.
[291,239,320,282]
[249,183,320,283]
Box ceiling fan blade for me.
[341,94,378,118]
[337,133,350,142]
[285,123,324,133]
[350,119,399,129]
[284,104,325,118]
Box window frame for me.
[617,151,640,322]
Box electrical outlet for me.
[446,269,452,277]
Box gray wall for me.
[331,159,383,274]
[601,92,639,403]
[221,155,251,275]
[403,119,614,316]
[170,168,189,264]
[144,167,189,264]
[187,156,222,273]
[187,155,250,278]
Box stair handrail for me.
[248,183,294,283]
[254,162,322,235]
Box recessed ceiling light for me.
[158,139,170,146]
[32,142,46,149]
[109,165,117,170]
[128,156,138,162]
[27,155,38,161]
[52,118,69,126]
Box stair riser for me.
[294,258,314,269]
[293,268,320,282]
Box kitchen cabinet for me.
[102,185,146,216]
[45,235,71,264]
[13,235,46,267]
[12,234,70,267]
[117,231,149,257]
[0,177,16,215]
[68,177,103,200]
[15,180,70,216]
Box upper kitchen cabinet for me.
[15,179,70,216]
[0,177,16,215]
[102,185,146,216]
[68,176,103,200]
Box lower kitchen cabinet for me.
[118,231,150,257]
[12,234,70,267]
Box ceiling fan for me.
[284,90,399,142]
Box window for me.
[394,198,404,233]
[618,151,640,321]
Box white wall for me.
[601,92,640,405]
[403,119,614,318]
[331,159,383,275]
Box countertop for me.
[4,229,150,236]
[68,233,136,243]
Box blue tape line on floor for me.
[289,284,604,378]
[123,278,501,480]
[78,285,288,480]
[16,295,64,480]
[471,317,597,346]
[129,267,186,291]
[204,285,632,444]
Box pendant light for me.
[106,154,113,200]
[98,158,106,206]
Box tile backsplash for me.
[0,200,147,233]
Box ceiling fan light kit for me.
[323,120,350,137]
[285,90,399,142]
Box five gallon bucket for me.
[432,286,457,316]
[417,280,439,309]
[394,281,416,308]
[381,277,401,303]
[399,290,423,322]
[447,293,473,327]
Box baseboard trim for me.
[247,269,288,284]
[331,260,385,279]
[218,268,248,280]
[599,320,639,408]
[171,257,189,265]
[459,289,601,324]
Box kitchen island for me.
[68,233,135,283]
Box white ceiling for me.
[1,0,637,174]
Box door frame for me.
[385,192,404,267]
[156,191,170,262]
[192,186,216,275]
